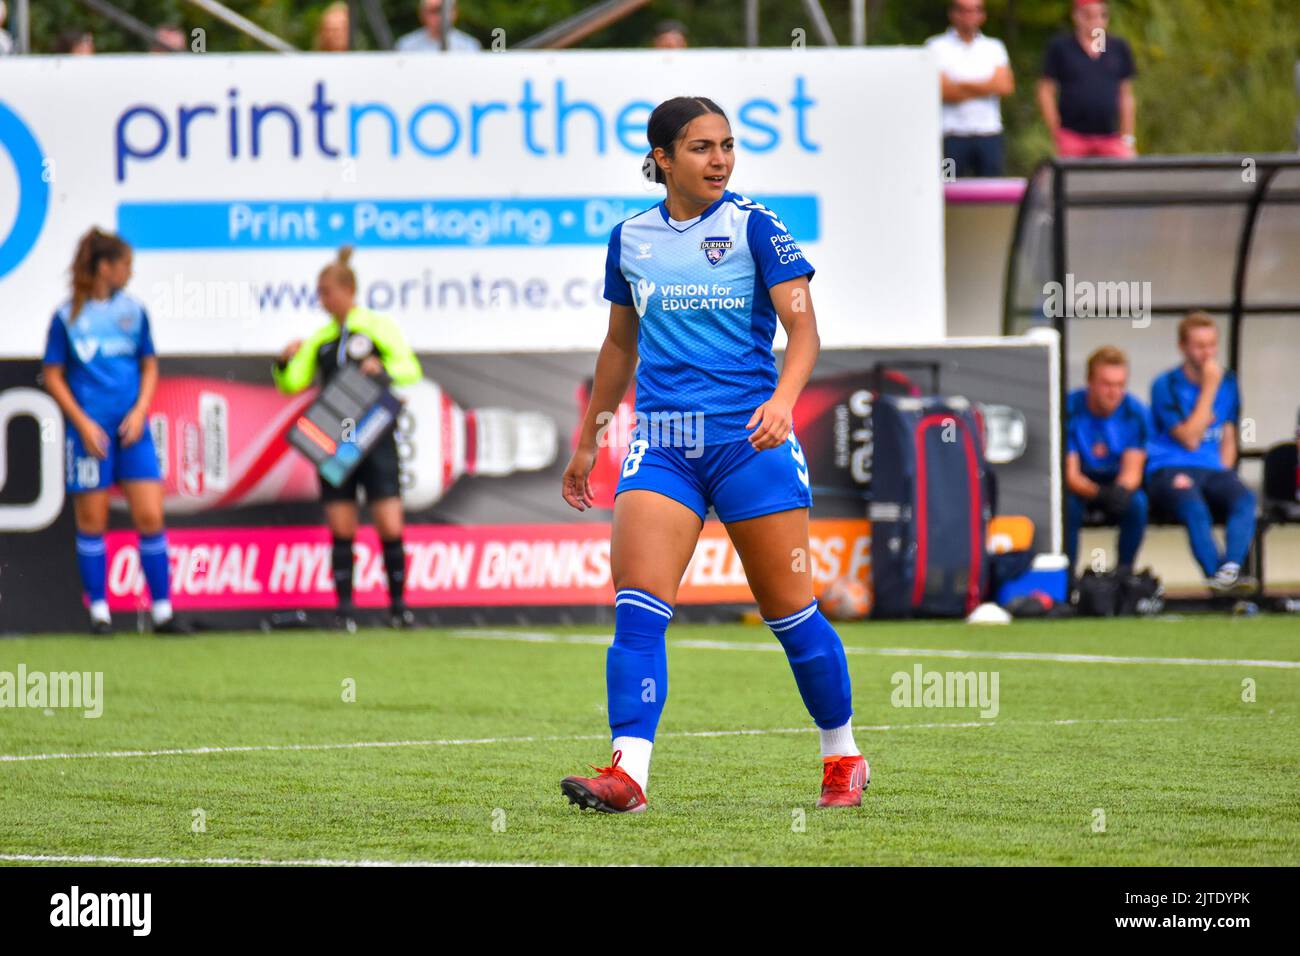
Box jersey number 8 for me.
[621,438,650,478]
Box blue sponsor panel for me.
[117,195,819,250]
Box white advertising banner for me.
[0,48,943,356]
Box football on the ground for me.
[820,575,871,620]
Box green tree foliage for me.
[1121,0,1299,155]
[22,1,1298,172]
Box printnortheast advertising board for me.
[0,48,944,358]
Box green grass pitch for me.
[0,616,1296,866]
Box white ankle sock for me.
[819,719,860,758]
[151,599,173,624]
[611,736,653,792]
[89,600,110,624]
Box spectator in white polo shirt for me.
[396,0,481,52]
[925,0,1016,178]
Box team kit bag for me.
[1074,567,1165,617]
[870,394,990,618]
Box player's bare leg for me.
[561,489,702,813]
[370,497,403,543]
[610,490,702,602]
[121,479,164,536]
[726,507,869,807]
[73,489,110,537]
[324,500,360,538]
[723,506,814,620]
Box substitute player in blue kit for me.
[1146,312,1257,594]
[559,97,867,812]
[41,228,184,635]
[1064,346,1150,575]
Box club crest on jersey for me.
[700,236,732,266]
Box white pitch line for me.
[0,714,1279,764]
[851,645,1300,670]
[452,630,610,645]
[451,629,1300,670]
[0,853,541,868]
[0,733,611,763]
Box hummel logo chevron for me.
[730,193,788,232]
[788,432,809,487]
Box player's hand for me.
[360,355,384,377]
[279,339,303,365]
[1201,358,1223,388]
[1092,483,1132,519]
[118,408,147,446]
[561,446,597,511]
[746,397,794,450]
[78,419,110,459]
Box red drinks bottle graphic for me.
[131,376,557,513]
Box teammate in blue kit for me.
[559,97,867,812]
[1064,346,1149,574]
[1145,312,1257,595]
[41,228,184,636]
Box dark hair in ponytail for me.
[642,96,729,185]
[69,227,131,319]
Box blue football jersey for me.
[1146,366,1239,473]
[1065,388,1149,482]
[603,190,815,445]
[43,292,155,425]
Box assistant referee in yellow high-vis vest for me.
[274,246,423,631]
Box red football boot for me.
[560,750,648,813]
[818,754,870,808]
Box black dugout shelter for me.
[1002,155,1300,595]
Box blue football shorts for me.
[614,430,813,522]
[64,418,162,493]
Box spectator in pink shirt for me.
[1037,0,1137,158]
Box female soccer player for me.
[274,246,422,631]
[559,97,868,812]
[42,228,183,635]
